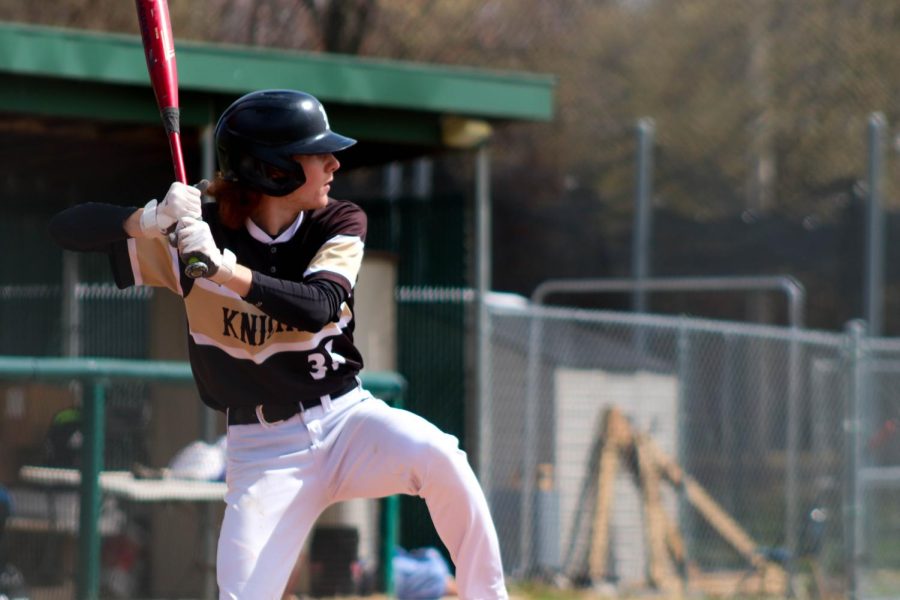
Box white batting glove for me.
[139,181,204,237]
[175,217,237,285]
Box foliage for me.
[1,0,898,327]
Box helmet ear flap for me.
[263,162,307,190]
[233,155,307,197]
[236,155,260,182]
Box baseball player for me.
[49,89,507,599]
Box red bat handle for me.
[168,131,187,184]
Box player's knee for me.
[422,432,462,462]
[417,435,472,489]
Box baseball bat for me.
[135,0,209,279]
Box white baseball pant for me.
[217,388,508,599]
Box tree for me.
[4,0,900,327]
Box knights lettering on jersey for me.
[222,307,298,346]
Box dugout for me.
[0,21,554,598]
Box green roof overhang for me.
[0,21,554,154]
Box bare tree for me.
[300,0,378,54]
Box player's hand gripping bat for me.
[135,0,209,279]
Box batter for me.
[49,89,507,600]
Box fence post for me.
[475,144,493,499]
[77,379,106,600]
[864,113,886,336]
[519,303,544,576]
[379,385,405,596]
[675,318,692,557]
[785,317,802,570]
[844,320,866,600]
[632,117,655,317]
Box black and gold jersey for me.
[110,199,367,412]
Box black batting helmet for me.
[215,89,357,196]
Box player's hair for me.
[207,175,261,230]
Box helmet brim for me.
[287,130,357,156]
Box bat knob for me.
[184,256,209,279]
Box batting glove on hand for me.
[175,217,236,285]
[139,181,205,237]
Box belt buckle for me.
[254,405,275,428]
[256,402,303,428]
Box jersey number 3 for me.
[308,340,340,380]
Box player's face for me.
[288,153,340,210]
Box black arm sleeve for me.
[244,273,349,332]
[48,203,137,252]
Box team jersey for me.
[109,199,367,412]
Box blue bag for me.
[392,547,451,600]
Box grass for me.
[508,581,790,600]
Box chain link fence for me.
[0,256,402,599]
[480,301,900,598]
[851,334,900,600]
